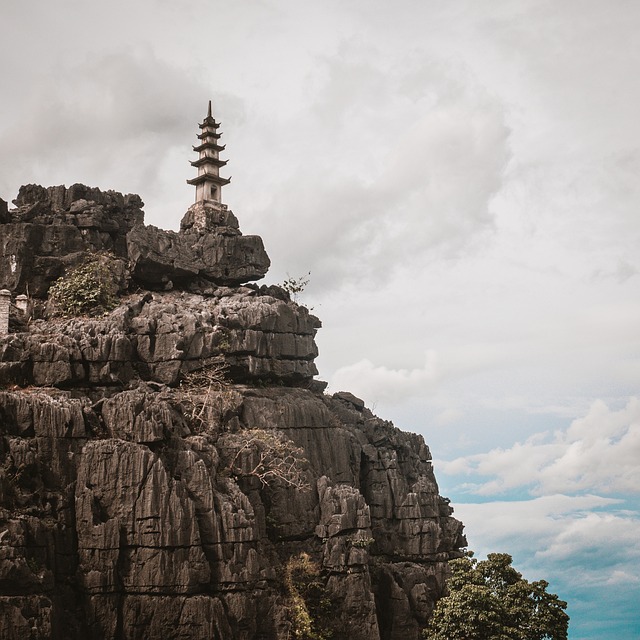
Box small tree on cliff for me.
[423,552,569,640]
[48,256,118,316]
[279,272,310,303]
[219,428,310,491]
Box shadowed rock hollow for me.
[0,185,466,640]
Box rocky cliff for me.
[0,185,466,640]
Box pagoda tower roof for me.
[200,100,219,125]
[190,156,228,169]
[193,141,226,153]
[187,173,231,187]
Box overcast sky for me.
[2,1,639,637]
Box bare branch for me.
[220,428,310,491]
[179,362,236,432]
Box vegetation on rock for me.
[48,257,117,316]
[180,361,237,430]
[1,182,468,639]
[220,428,310,490]
[279,271,311,302]
[284,553,334,640]
[423,552,569,640]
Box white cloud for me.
[453,494,640,587]
[605,570,640,586]
[329,351,440,404]
[435,407,465,427]
[441,398,640,496]
[537,510,640,567]
[0,49,212,211]
[247,42,511,291]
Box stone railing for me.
[0,291,29,335]
[0,290,10,335]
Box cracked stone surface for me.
[0,183,466,639]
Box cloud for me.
[329,352,440,404]
[248,42,512,291]
[435,407,465,426]
[440,398,640,496]
[0,48,211,213]
[605,570,640,586]
[453,494,640,587]
[326,339,515,405]
[537,510,640,569]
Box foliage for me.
[279,272,310,302]
[48,257,117,316]
[349,536,375,549]
[213,326,232,352]
[284,553,333,640]
[220,428,310,490]
[423,552,569,640]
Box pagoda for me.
[187,101,231,203]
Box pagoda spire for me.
[187,101,231,204]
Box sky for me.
[1,1,639,637]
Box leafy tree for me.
[424,552,569,640]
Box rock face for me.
[0,185,465,640]
[0,184,270,299]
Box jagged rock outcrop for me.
[0,184,270,298]
[0,288,320,388]
[0,184,465,640]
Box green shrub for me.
[49,258,118,316]
[284,553,333,640]
[349,536,374,549]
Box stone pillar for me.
[0,289,11,336]
[15,294,28,314]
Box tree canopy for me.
[424,552,569,640]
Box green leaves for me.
[424,553,569,640]
[49,257,118,316]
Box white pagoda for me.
[187,101,231,203]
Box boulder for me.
[126,225,270,289]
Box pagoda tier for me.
[187,101,231,204]
[187,173,231,187]
[197,132,222,142]
[190,156,228,169]
[193,142,226,152]
[199,116,219,130]
[197,124,222,140]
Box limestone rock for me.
[0,198,9,224]
[0,184,270,299]
[127,224,270,289]
[1,184,144,297]
[180,201,240,234]
[0,373,466,640]
[0,291,320,388]
[0,181,465,639]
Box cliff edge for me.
[0,185,466,640]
